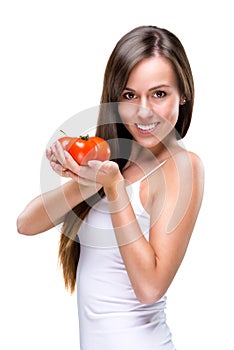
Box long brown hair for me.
[58,25,195,293]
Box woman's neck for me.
[129,134,183,166]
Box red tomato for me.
[58,134,111,165]
[58,136,75,150]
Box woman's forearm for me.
[104,182,158,304]
[17,180,85,235]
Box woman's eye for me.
[122,92,136,100]
[154,90,166,98]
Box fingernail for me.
[64,150,70,158]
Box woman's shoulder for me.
[148,148,204,223]
[165,148,204,174]
[161,149,205,196]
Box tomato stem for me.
[79,134,89,140]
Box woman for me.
[17,25,204,349]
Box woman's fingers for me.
[50,141,80,173]
[63,150,81,173]
[46,147,56,162]
[46,148,51,160]
[51,141,66,166]
[77,160,103,182]
[50,161,69,177]
[77,160,122,189]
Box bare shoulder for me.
[185,151,204,173]
[158,149,205,209]
[149,149,204,235]
[164,149,204,180]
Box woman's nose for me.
[136,97,153,118]
[137,105,153,119]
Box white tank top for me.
[76,160,176,349]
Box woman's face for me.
[118,55,184,150]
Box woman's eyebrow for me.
[148,84,171,91]
[124,87,136,92]
[124,84,171,92]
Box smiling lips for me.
[135,122,160,134]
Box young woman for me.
[17,25,204,349]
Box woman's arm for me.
[17,180,82,235]
[103,152,204,304]
[17,142,101,236]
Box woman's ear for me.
[180,96,187,105]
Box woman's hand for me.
[81,160,124,191]
[47,140,123,192]
[46,140,79,179]
[46,140,124,195]
[46,141,102,197]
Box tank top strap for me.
[138,158,168,183]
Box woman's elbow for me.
[16,214,36,236]
[136,287,165,305]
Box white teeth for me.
[136,122,159,131]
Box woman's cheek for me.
[158,101,180,125]
[118,102,138,124]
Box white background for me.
[1,0,233,349]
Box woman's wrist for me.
[103,178,132,216]
[103,175,125,200]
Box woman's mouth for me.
[135,122,160,134]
